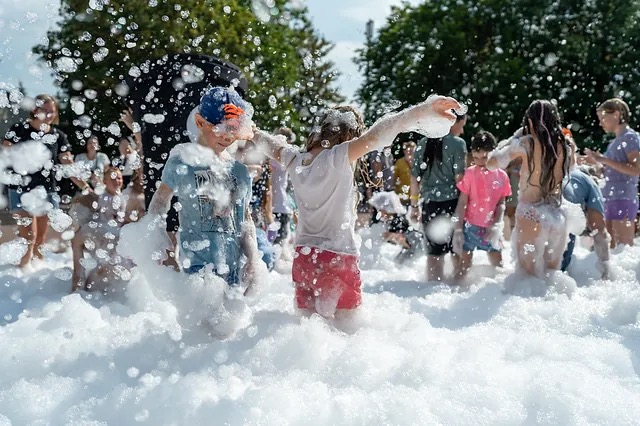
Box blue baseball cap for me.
[199,86,251,125]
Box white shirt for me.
[75,152,110,175]
[270,158,291,214]
[281,143,360,255]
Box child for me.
[486,100,571,278]
[70,167,137,292]
[368,191,424,264]
[117,86,262,295]
[453,131,511,280]
[585,98,640,248]
[393,140,417,205]
[253,95,464,317]
[561,129,610,278]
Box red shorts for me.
[292,247,362,310]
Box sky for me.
[0,0,420,103]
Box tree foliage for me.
[356,0,640,148]
[33,0,343,147]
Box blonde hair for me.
[30,94,60,125]
[597,98,631,124]
[305,105,366,151]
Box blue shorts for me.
[7,188,60,213]
[463,223,500,252]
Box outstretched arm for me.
[487,136,528,171]
[347,96,462,163]
[252,130,291,164]
[586,149,640,177]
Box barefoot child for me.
[486,100,572,278]
[453,131,511,280]
[253,96,464,317]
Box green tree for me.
[33,0,343,146]
[356,0,640,148]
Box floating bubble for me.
[84,89,98,100]
[114,83,129,97]
[55,57,78,73]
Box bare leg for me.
[606,220,616,248]
[514,217,543,278]
[33,215,49,260]
[427,255,445,282]
[15,211,36,268]
[610,219,635,247]
[455,251,473,281]
[488,250,503,267]
[543,230,567,272]
[71,230,86,292]
[162,231,180,271]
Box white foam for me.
[1,225,640,423]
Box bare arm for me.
[121,109,142,154]
[453,193,468,230]
[493,197,506,225]
[2,139,11,147]
[589,149,640,177]
[487,137,527,171]
[347,97,461,163]
[59,152,92,192]
[253,130,291,163]
[240,206,260,262]
[262,174,274,226]
[148,183,174,216]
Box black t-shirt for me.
[4,122,71,192]
[388,214,410,234]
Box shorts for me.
[421,198,458,256]
[463,223,500,252]
[604,198,639,221]
[292,247,362,310]
[273,212,291,245]
[561,233,576,271]
[8,188,59,213]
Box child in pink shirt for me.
[453,131,511,280]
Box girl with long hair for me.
[2,94,74,268]
[487,100,571,278]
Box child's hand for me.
[584,148,603,164]
[452,229,465,255]
[487,223,503,249]
[428,97,465,120]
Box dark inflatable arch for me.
[125,54,248,231]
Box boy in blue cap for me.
[119,86,262,294]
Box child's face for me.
[472,149,490,167]
[104,170,123,194]
[403,143,416,159]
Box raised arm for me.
[487,135,528,171]
[252,130,291,163]
[346,96,462,163]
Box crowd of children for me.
[2,86,639,321]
